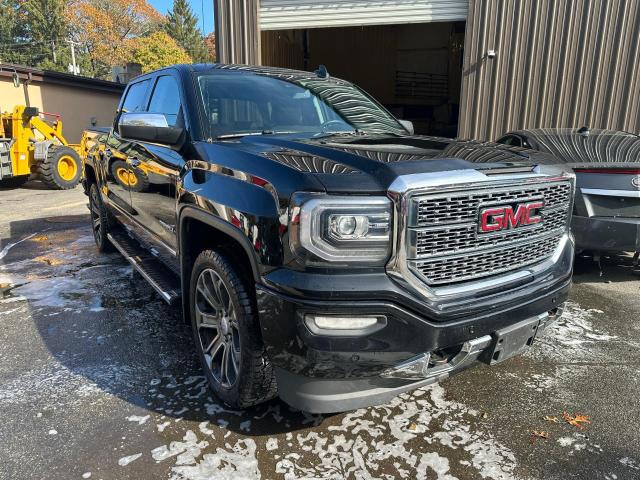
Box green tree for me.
[0,0,29,65]
[164,0,208,62]
[22,0,67,65]
[127,31,192,73]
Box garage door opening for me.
[261,21,465,137]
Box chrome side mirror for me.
[118,113,184,145]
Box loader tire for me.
[0,175,29,189]
[38,146,82,190]
[110,160,149,192]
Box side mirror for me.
[399,119,414,135]
[118,113,184,145]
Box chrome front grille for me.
[406,180,572,286]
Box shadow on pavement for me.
[0,214,328,438]
[572,252,640,284]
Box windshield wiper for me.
[216,130,294,140]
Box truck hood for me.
[196,133,558,193]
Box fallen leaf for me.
[530,430,550,443]
[544,415,560,424]
[563,412,591,429]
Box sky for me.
[149,0,215,35]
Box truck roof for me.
[139,63,353,86]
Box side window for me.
[121,80,151,113]
[148,76,182,127]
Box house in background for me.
[0,64,124,143]
[214,0,640,140]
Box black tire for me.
[190,249,277,408]
[88,183,114,253]
[38,146,82,190]
[110,160,149,192]
[0,175,29,189]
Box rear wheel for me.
[190,249,277,408]
[88,183,113,252]
[38,146,82,190]
[0,175,29,189]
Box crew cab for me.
[82,64,575,413]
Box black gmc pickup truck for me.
[82,64,575,413]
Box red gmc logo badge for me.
[479,201,544,233]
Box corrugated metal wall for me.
[459,0,640,141]
[214,0,260,64]
[259,0,468,30]
[261,30,305,70]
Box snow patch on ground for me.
[126,414,150,425]
[556,433,603,456]
[275,383,516,480]
[620,457,640,471]
[118,453,142,466]
[0,226,132,312]
[265,438,278,451]
[169,438,260,480]
[527,302,619,362]
[0,361,135,407]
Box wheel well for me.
[84,163,97,186]
[180,216,258,324]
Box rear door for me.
[127,73,186,265]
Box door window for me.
[121,79,151,113]
[148,76,182,127]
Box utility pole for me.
[66,40,79,75]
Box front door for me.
[102,78,152,219]
[127,74,185,266]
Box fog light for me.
[304,314,386,336]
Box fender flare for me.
[177,205,261,283]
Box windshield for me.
[196,72,407,139]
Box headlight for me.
[290,195,392,265]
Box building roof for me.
[0,63,125,94]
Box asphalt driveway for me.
[1,182,639,480]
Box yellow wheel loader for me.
[0,105,82,189]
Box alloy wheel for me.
[89,187,102,242]
[194,268,241,388]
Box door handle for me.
[128,156,141,168]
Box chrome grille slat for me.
[411,235,562,285]
[415,182,571,226]
[406,180,572,286]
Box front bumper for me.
[572,215,640,252]
[273,310,561,413]
[256,240,572,412]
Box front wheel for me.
[190,249,277,408]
